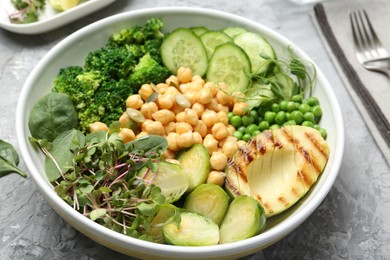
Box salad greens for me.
[9,0,45,24]
[0,140,27,178]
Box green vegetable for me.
[184,184,230,225]
[200,31,232,58]
[207,42,251,93]
[176,144,211,192]
[9,0,45,24]
[149,204,178,243]
[28,92,78,142]
[31,129,169,240]
[138,161,189,203]
[52,18,167,132]
[163,212,219,246]
[161,28,208,76]
[219,196,266,244]
[0,140,27,178]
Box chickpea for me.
[192,103,205,118]
[219,135,237,148]
[203,134,218,154]
[126,94,144,109]
[165,86,179,95]
[227,125,236,135]
[171,102,185,114]
[139,84,154,101]
[193,131,203,144]
[179,83,192,93]
[206,98,219,112]
[210,152,228,171]
[156,83,169,94]
[237,140,247,148]
[211,122,229,140]
[217,104,229,114]
[175,111,186,122]
[145,121,164,135]
[166,75,180,88]
[207,171,226,186]
[162,149,176,159]
[201,109,218,128]
[193,120,208,137]
[222,140,239,158]
[217,111,229,125]
[233,101,249,116]
[119,112,131,127]
[167,132,180,151]
[152,109,175,125]
[177,67,192,83]
[136,131,148,138]
[141,119,154,132]
[157,94,175,109]
[140,102,158,119]
[183,91,198,105]
[89,122,108,133]
[177,131,194,148]
[118,128,135,143]
[197,87,213,104]
[176,122,193,134]
[164,122,176,135]
[216,89,233,105]
[204,82,218,97]
[184,108,199,126]
[190,82,203,92]
[192,75,205,86]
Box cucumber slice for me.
[223,26,247,38]
[206,42,251,93]
[191,26,208,36]
[176,144,211,192]
[219,195,266,244]
[234,32,276,75]
[163,212,219,246]
[200,31,232,58]
[161,28,208,76]
[184,184,230,225]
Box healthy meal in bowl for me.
[27,17,330,247]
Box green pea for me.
[264,111,276,123]
[258,121,269,131]
[283,119,297,126]
[233,131,243,140]
[287,101,296,112]
[307,96,319,106]
[252,130,261,137]
[290,110,304,124]
[245,124,259,135]
[269,124,280,130]
[285,112,291,121]
[291,94,303,103]
[311,105,322,118]
[279,100,288,111]
[230,115,242,128]
[303,112,315,123]
[237,126,246,133]
[271,103,280,113]
[275,111,286,125]
[242,114,254,126]
[299,103,311,114]
[227,112,234,120]
[250,110,259,120]
[313,124,321,130]
[301,120,314,127]
[242,133,252,142]
[319,128,327,139]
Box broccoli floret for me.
[128,53,171,92]
[108,18,164,47]
[84,46,136,80]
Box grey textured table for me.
[1,0,389,259]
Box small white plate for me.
[0,0,116,34]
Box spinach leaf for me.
[0,140,27,178]
[45,129,85,182]
[28,92,78,142]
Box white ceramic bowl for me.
[16,7,344,260]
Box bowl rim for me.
[15,6,344,258]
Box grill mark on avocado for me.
[304,131,329,158]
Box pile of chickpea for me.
[89,67,249,186]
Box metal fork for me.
[350,9,390,77]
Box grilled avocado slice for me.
[225,125,330,217]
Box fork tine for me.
[357,10,382,58]
[350,11,367,62]
[361,10,388,57]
